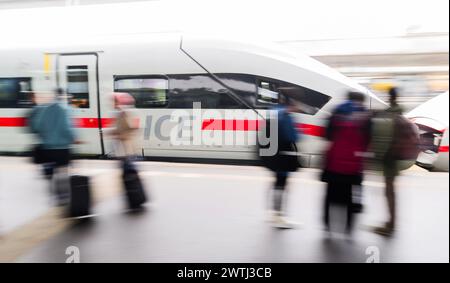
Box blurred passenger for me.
[108,92,139,160]
[108,92,147,210]
[27,92,56,179]
[29,88,77,205]
[27,91,51,179]
[321,91,371,235]
[371,87,404,236]
[260,95,301,229]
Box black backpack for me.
[390,115,421,160]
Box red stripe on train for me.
[0,117,27,127]
[296,123,326,138]
[1,117,326,138]
[0,117,114,128]
[200,119,326,137]
[201,119,263,131]
[74,118,115,128]
[439,145,449,153]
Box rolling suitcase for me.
[69,175,91,217]
[122,160,147,209]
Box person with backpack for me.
[371,87,419,236]
[259,95,301,229]
[321,91,372,236]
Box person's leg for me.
[385,175,396,229]
[273,172,288,213]
[44,149,57,202]
[50,165,63,206]
[271,172,297,229]
[352,184,364,213]
[345,183,354,233]
[42,162,54,180]
[54,165,71,205]
[53,149,71,206]
[374,174,396,236]
[323,182,332,230]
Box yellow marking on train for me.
[43,53,51,77]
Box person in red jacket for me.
[321,91,372,235]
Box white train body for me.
[0,34,386,167]
[406,92,449,172]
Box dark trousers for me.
[275,172,288,189]
[273,172,288,212]
[323,181,354,232]
[42,149,71,205]
[41,148,71,179]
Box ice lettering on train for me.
[142,102,279,156]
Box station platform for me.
[0,157,448,263]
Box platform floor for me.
[0,157,448,263]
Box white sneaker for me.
[266,210,279,222]
[272,214,300,229]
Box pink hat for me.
[113,92,135,106]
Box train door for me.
[57,54,103,155]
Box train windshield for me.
[212,74,331,115]
[277,84,331,115]
[254,77,331,115]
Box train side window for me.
[168,74,241,109]
[114,77,168,108]
[257,80,279,105]
[216,73,257,107]
[67,65,90,108]
[0,77,33,108]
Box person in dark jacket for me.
[321,91,371,235]
[261,95,301,229]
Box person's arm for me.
[63,108,77,144]
[28,107,39,134]
[284,112,299,143]
[325,114,336,141]
[365,113,373,146]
